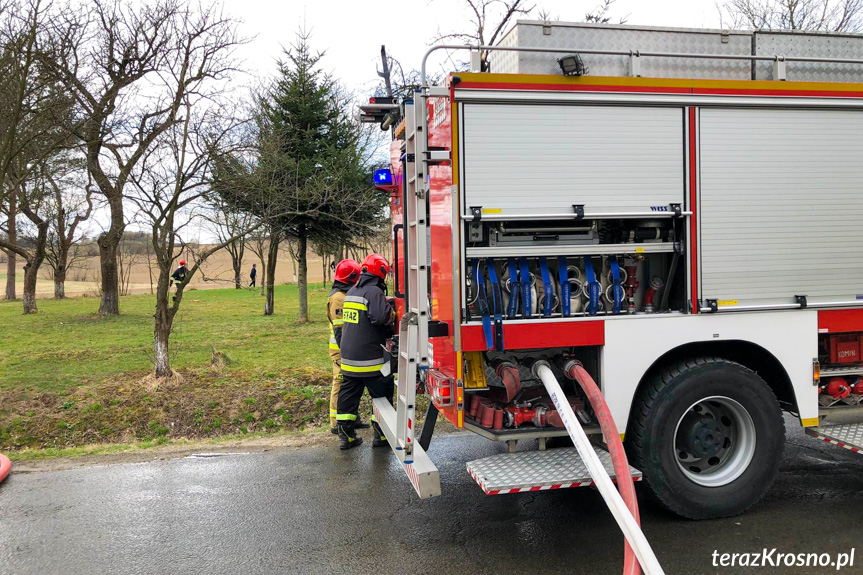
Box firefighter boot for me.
[355,418,371,430]
[372,421,388,448]
[338,422,363,450]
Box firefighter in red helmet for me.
[335,254,396,449]
[326,259,370,434]
[170,259,188,300]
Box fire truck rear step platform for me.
[373,397,441,499]
[805,424,863,455]
[466,446,642,495]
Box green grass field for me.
[0,284,332,393]
[0,285,350,451]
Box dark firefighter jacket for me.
[339,272,394,378]
[171,266,188,285]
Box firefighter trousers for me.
[329,360,342,429]
[336,374,394,426]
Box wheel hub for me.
[678,414,725,458]
[673,396,757,488]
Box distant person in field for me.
[250,263,257,288]
[170,260,188,300]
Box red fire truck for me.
[364,22,863,521]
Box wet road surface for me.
[2,417,863,575]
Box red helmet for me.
[179,260,187,266]
[362,254,391,280]
[334,259,361,284]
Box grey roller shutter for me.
[462,104,685,216]
[700,107,863,305]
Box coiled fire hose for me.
[0,453,11,484]
[532,361,664,575]
[562,360,642,575]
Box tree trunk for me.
[321,255,326,288]
[297,226,309,323]
[20,220,47,314]
[259,258,266,297]
[54,268,65,299]
[98,197,124,315]
[153,278,176,378]
[4,196,16,300]
[54,246,68,299]
[22,260,38,314]
[98,237,121,315]
[264,231,281,316]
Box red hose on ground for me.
[564,362,641,575]
[0,453,10,484]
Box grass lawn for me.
[0,284,332,393]
[0,284,348,452]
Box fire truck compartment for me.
[461,103,684,217]
[467,445,642,495]
[699,107,863,307]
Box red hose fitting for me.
[503,405,551,428]
[0,453,10,484]
[493,407,504,430]
[480,402,495,428]
[495,361,523,403]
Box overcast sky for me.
[221,0,725,93]
[116,0,727,243]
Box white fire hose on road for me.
[532,361,665,575]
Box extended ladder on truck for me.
[372,94,440,499]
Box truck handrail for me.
[421,43,863,86]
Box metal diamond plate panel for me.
[490,21,752,80]
[466,445,642,494]
[755,32,863,82]
[807,424,863,453]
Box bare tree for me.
[246,224,267,296]
[434,0,536,71]
[584,0,627,23]
[42,0,243,316]
[2,159,53,313]
[0,0,62,301]
[44,161,93,298]
[719,0,863,31]
[208,200,253,288]
[2,190,15,300]
[130,92,254,377]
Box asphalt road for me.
[2,417,863,575]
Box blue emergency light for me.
[373,168,393,186]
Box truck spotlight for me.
[558,53,588,76]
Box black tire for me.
[627,356,785,520]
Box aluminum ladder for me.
[372,91,440,498]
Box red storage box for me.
[825,333,863,364]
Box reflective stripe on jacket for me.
[339,273,394,378]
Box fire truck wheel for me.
[627,356,785,520]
